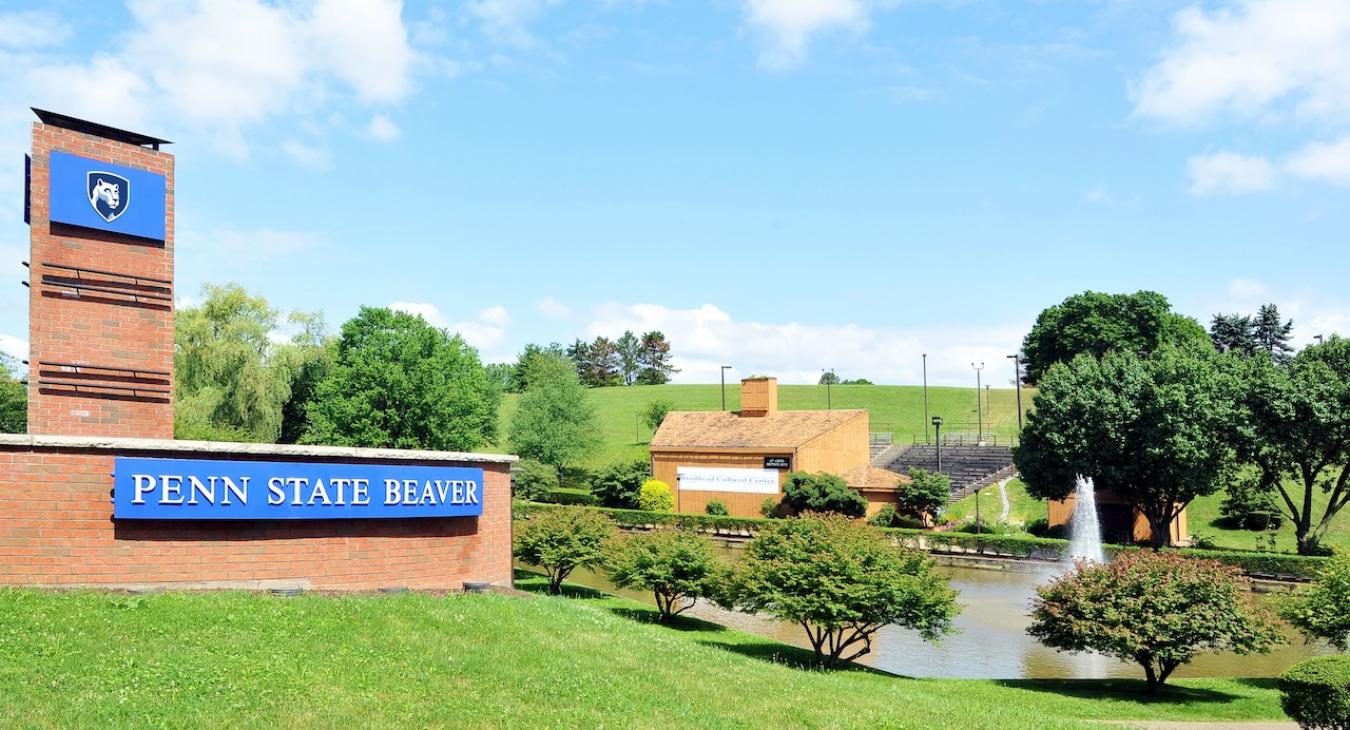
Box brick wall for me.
[0,442,513,591]
[26,122,175,439]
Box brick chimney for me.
[740,377,778,418]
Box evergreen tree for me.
[1252,303,1294,363]
[616,330,641,385]
[511,342,569,393]
[637,331,678,385]
[1210,313,1256,356]
[586,337,621,387]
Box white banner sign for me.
[676,467,780,494]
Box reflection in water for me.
[537,555,1328,680]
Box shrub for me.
[1280,553,1350,651]
[899,468,951,521]
[1278,656,1350,730]
[513,509,616,594]
[953,518,1013,535]
[760,497,781,519]
[867,504,898,528]
[642,399,675,432]
[1028,551,1282,693]
[781,472,867,518]
[545,488,599,506]
[590,458,651,509]
[721,515,958,668]
[705,500,729,516]
[1220,474,1284,531]
[637,479,674,512]
[1025,517,1067,539]
[606,530,723,621]
[512,459,558,502]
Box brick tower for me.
[24,109,175,438]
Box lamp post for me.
[822,368,834,410]
[922,354,929,444]
[931,416,943,472]
[975,486,982,535]
[1314,335,1325,345]
[720,365,732,411]
[972,362,984,442]
[1007,353,1023,431]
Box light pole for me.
[1007,353,1023,431]
[975,485,982,535]
[972,362,984,442]
[822,368,834,410]
[1315,335,1325,345]
[931,416,943,472]
[922,353,929,444]
[720,365,732,411]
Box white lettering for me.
[452,480,465,504]
[330,478,348,506]
[385,479,400,505]
[267,477,286,505]
[436,480,451,504]
[161,475,184,505]
[403,479,418,504]
[186,475,213,505]
[287,477,307,506]
[466,480,479,505]
[353,479,370,505]
[132,474,155,504]
[419,480,435,505]
[308,478,332,506]
[222,476,247,506]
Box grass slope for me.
[497,383,1028,467]
[0,582,1286,729]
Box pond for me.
[528,550,1330,680]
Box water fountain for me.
[1068,475,1105,564]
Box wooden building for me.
[649,377,906,518]
[1048,491,1189,545]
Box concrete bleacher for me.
[873,444,1017,502]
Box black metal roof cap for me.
[31,108,172,150]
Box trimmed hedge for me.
[1278,656,1350,730]
[544,488,599,507]
[510,502,1329,579]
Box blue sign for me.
[113,457,485,520]
[49,151,166,241]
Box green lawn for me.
[495,383,1028,468]
[0,582,1288,728]
[1186,487,1349,554]
[945,477,1048,527]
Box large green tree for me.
[302,307,500,450]
[0,353,26,433]
[637,331,678,385]
[1235,337,1350,554]
[509,342,569,393]
[1020,290,1209,384]
[174,284,295,442]
[1014,347,1241,547]
[274,312,334,444]
[508,353,602,477]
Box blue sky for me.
[1,0,1347,385]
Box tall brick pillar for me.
[25,110,174,438]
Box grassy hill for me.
[496,383,1029,467]
[0,581,1287,728]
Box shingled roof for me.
[649,409,867,450]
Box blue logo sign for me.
[113,457,486,521]
[87,170,130,222]
[48,151,166,241]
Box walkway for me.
[996,477,1011,522]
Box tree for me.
[1210,313,1257,356]
[818,371,840,385]
[616,330,641,385]
[174,284,293,442]
[898,468,950,523]
[514,508,616,595]
[1280,553,1350,651]
[1253,303,1295,363]
[302,307,501,451]
[642,399,674,432]
[584,337,621,387]
[781,472,868,518]
[636,331,678,385]
[590,458,651,509]
[274,311,333,444]
[606,530,722,621]
[638,479,674,512]
[721,515,957,668]
[0,353,25,434]
[512,458,560,502]
[1014,347,1240,547]
[1277,656,1350,730]
[1020,290,1210,384]
[512,342,570,393]
[841,378,874,385]
[1234,337,1350,554]
[508,354,602,478]
[1028,551,1281,693]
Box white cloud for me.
[584,302,1023,386]
[0,11,74,49]
[367,113,402,141]
[390,301,450,328]
[467,0,561,48]
[478,305,511,327]
[280,138,334,170]
[744,0,870,70]
[1286,135,1350,185]
[0,333,26,364]
[1185,152,1275,195]
[535,296,573,319]
[1134,0,1350,126]
[389,301,509,352]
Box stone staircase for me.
[873,444,1017,502]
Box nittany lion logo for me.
[87,171,129,223]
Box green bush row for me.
[544,488,599,506]
[1277,655,1350,730]
[510,502,1329,579]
